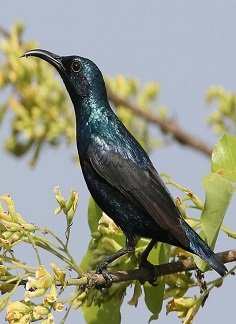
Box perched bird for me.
[21,49,227,284]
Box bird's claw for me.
[139,259,158,286]
[96,263,113,291]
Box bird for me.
[21,49,227,285]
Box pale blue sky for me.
[1,1,235,323]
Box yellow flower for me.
[44,284,58,306]
[6,301,32,322]
[54,302,64,312]
[26,276,38,290]
[41,313,54,324]
[50,263,66,284]
[32,305,49,320]
[0,265,7,275]
[24,288,46,302]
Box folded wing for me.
[87,141,189,246]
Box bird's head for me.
[21,49,107,104]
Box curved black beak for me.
[21,49,64,71]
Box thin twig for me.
[108,90,213,157]
[0,25,10,38]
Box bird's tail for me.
[180,219,227,277]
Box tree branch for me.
[1,249,235,292]
[86,249,236,287]
[0,25,10,38]
[108,90,213,157]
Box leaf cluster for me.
[0,23,74,166]
[206,86,236,135]
[0,23,165,166]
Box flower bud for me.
[1,195,17,222]
[50,263,65,284]
[44,284,58,306]
[0,219,22,231]
[101,237,118,254]
[182,188,203,210]
[54,186,66,209]
[21,223,37,232]
[72,291,88,309]
[0,265,7,276]
[24,288,46,302]
[33,305,49,320]
[175,197,187,218]
[166,297,196,317]
[6,301,32,321]
[65,190,78,213]
[54,206,62,215]
[41,312,54,324]
[0,238,11,251]
[91,231,102,239]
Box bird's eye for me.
[71,61,81,72]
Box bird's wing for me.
[87,142,188,243]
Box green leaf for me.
[193,173,233,271]
[221,224,236,239]
[201,173,233,246]
[211,133,236,181]
[82,290,123,324]
[88,196,103,233]
[79,197,103,271]
[79,245,93,271]
[144,243,171,322]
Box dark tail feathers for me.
[180,219,227,277]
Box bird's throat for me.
[74,95,113,130]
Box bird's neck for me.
[73,94,116,158]
[73,91,118,152]
[76,95,113,127]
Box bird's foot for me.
[139,259,158,286]
[96,262,113,291]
